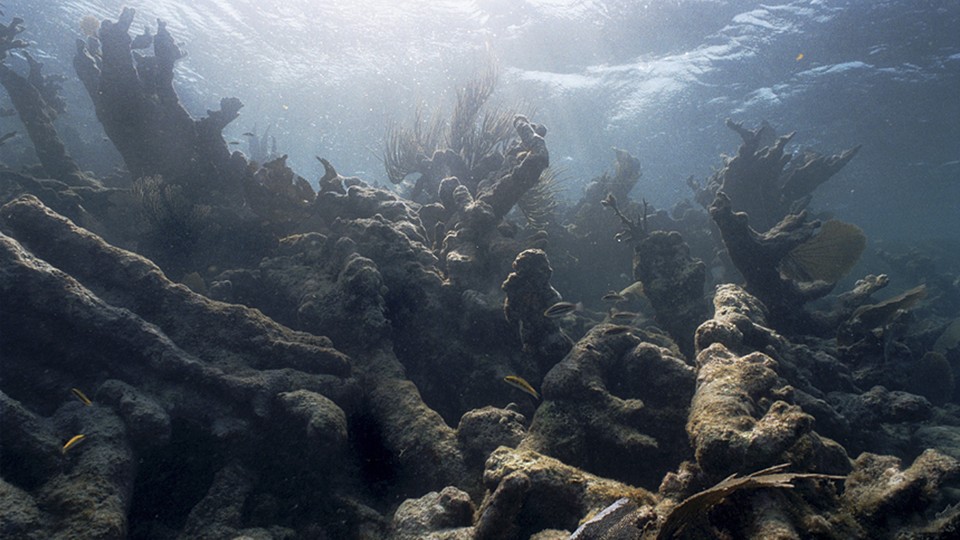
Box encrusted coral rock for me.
[179,461,285,540]
[74,8,246,189]
[476,446,656,538]
[276,390,349,457]
[633,230,708,357]
[501,248,571,369]
[390,486,475,540]
[438,115,549,290]
[97,379,171,449]
[695,283,787,357]
[844,449,960,533]
[363,348,472,497]
[0,195,367,535]
[689,343,816,476]
[523,326,696,488]
[0,477,46,540]
[42,405,134,539]
[456,406,527,466]
[690,290,852,479]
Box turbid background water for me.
[2,0,958,241]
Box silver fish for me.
[602,325,633,336]
[602,291,627,302]
[544,301,580,318]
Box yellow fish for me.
[796,53,804,61]
[62,434,86,454]
[504,375,540,401]
[71,388,92,406]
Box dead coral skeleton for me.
[601,192,649,244]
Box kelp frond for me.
[654,464,845,539]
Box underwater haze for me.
[3,1,960,539]
[5,0,959,240]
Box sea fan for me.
[850,284,927,328]
[654,463,845,539]
[780,220,866,283]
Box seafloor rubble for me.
[2,9,960,540]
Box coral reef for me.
[698,119,860,232]
[844,449,960,535]
[1,8,959,540]
[501,248,571,370]
[522,324,696,488]
[688,342,845,477]
[437,114,550,290]
[632,230,708,357]
[475,446,656,538]
[390,486,475,539]
[383,65,512,203]
[709,191,871,332]
[0,17,90,186]
[73,8,244,190]
[561,148,643,303]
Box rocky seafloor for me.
[2,8,960,540]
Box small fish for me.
[62,434,86,454]
[610,311,640,321]
[544,301,580,318]
[229,141,241,145]
[504,375,540,401]
[242,132,255,137]
[602,291,627,302]
[71,387,93,406]
[795,53,804,61]
[603,325,632,336]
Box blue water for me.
[3,0,958,241]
